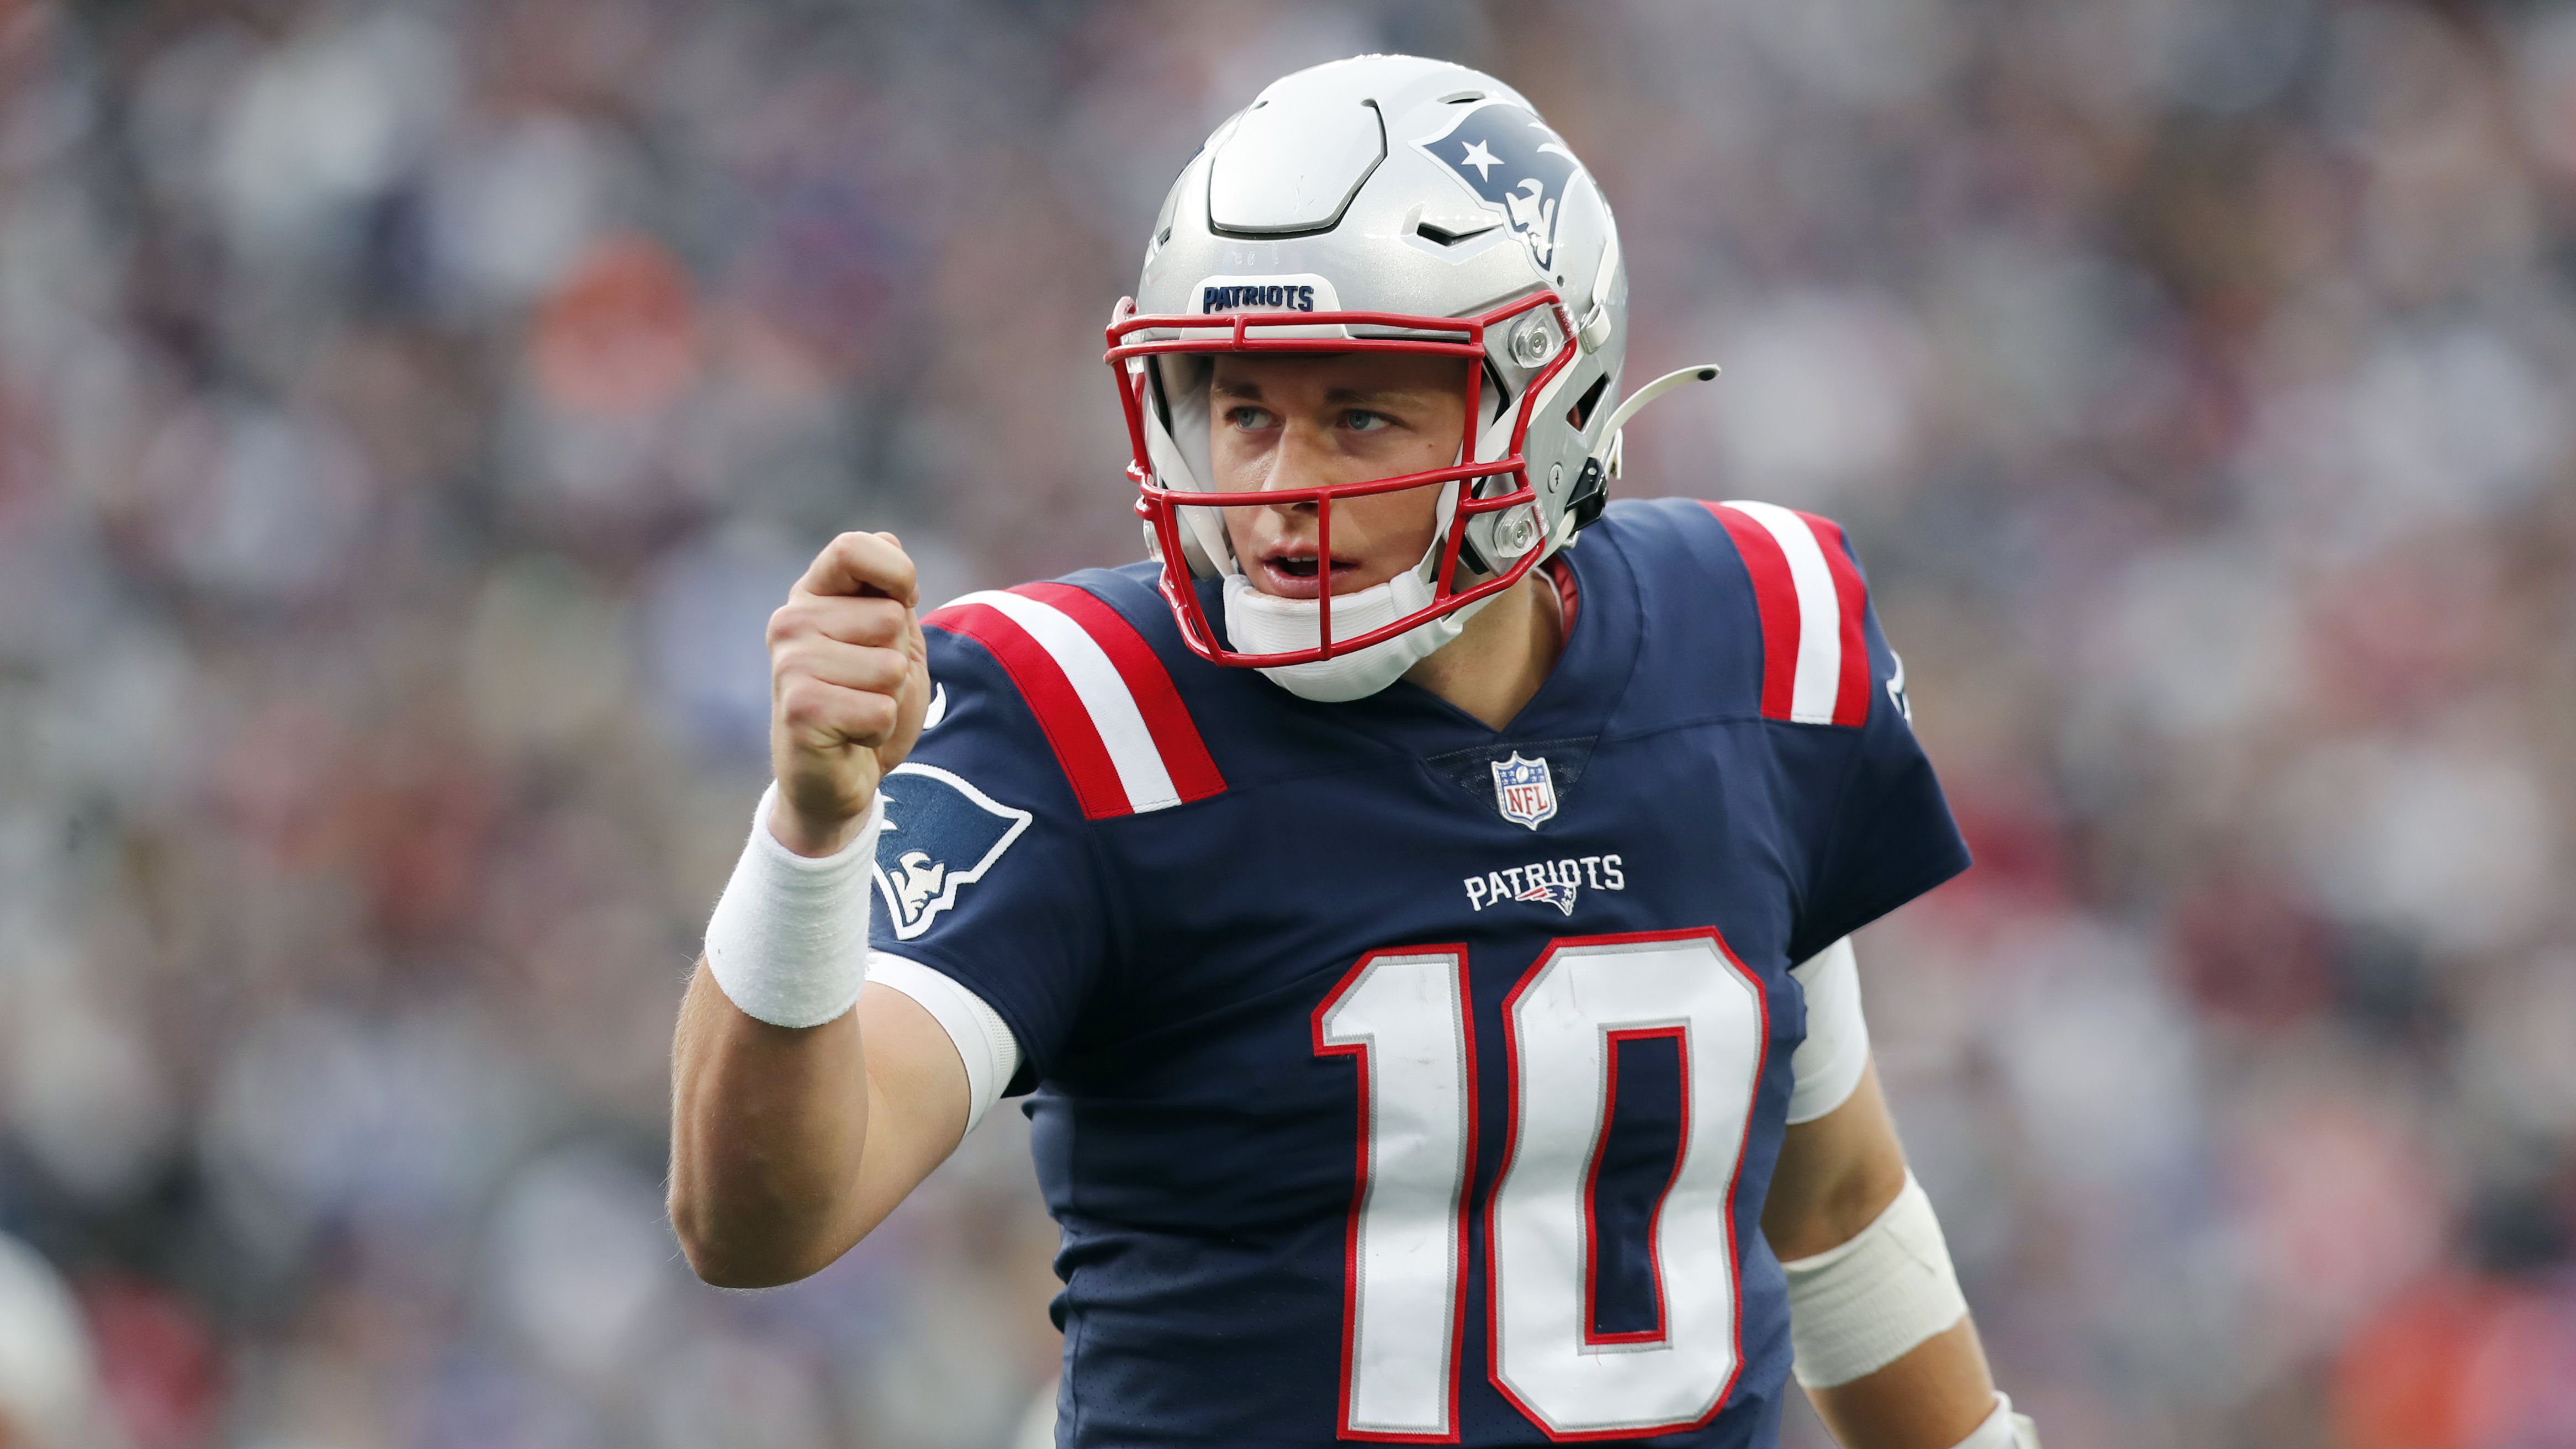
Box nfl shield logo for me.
[1490,752,1558,830]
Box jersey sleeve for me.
[866,952,1020,1129]
[1783,533,1971,965]
[1785,937,1871,1123]
[864,626,1118,1094]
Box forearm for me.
[669,961,872,1287]
[1806,1317,1996,1449]
[1765,1056,2015,1448]
[668,529,962,1287]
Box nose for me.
[1261,417,1332,511]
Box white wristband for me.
[1951,1393,2041,1449]
[703,782,885,1028]
[1782,1170,1970,1388]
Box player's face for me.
[1208,352,1469,599]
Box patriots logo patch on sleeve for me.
[1414,103,1584,270]
[870,764,1033,940]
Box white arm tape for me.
[867,952,1022,1133]
[704,782,885,1029]
[1786,937,1869,1125]
[1782,1170,1970,1388]
[1952,1393,2042,1448]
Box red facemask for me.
[1106,290,1579,669]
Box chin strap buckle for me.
[1564,456,1611,536]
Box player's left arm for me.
[1764,1056,2014,1448]
[1738,512,2028,1444]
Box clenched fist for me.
[765,531,933,857]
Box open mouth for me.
[1257,547,1363,597]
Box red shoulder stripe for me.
[1013,583,1226,806]
[922,600,1130,819]
[1702,501,1801,721]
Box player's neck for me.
[1404,568,1564,731]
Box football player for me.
[671,55,2038,1449]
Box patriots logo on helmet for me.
[871,764,1033,939]
[1416,103,1584,271]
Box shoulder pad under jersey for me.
[1603,494,1886,729]
[918,572,1229,822]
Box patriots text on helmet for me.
[1200,283,1317,313]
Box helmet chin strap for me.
[1223,567,1500,703]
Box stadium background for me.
[3,0,2574,1445]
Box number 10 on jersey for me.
[1311,928,1770,1442]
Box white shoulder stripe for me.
[1720,500,1846,725]
[945,590,1182,812]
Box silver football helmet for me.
[1106,54,1715,701]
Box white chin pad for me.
[1221,562,1496,702]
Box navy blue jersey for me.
[868,498,1969,1448]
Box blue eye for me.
[1343,410,1388,432]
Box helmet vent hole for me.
[1416,219,1498,246]
[1438,91,1485,104]
[1568,373,1611,430]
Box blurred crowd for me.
[1,1,2572,1446]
